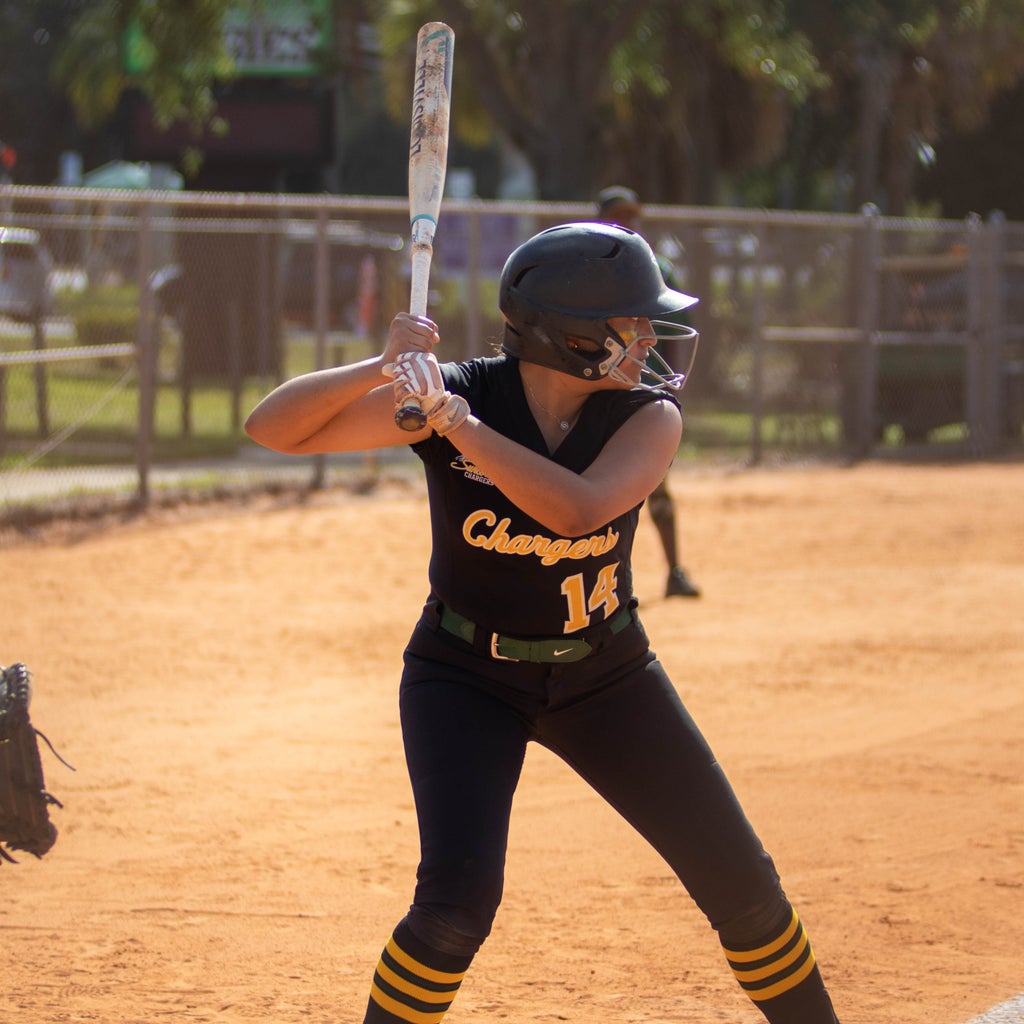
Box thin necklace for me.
[524,378,573,431]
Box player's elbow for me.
[244,413,278,451]
[244,412,305,454]
[542,505,614,539]
[524,480,627,537]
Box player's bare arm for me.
[244,313,436,454]
[444,399,682,537]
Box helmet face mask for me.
[499,222,698,391]
[601,320,699,392]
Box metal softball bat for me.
[395,21,454,431]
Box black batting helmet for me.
[498,222,697,386]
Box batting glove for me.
[392,351,445,411]
[425,392,470,436]
[392,352,470,436]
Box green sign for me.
[123,1,330,79]
[224,0,330,77]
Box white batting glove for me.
[392,351,446,412]
[426,392,470,436]
[392,352,470,436]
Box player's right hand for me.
[381,312,439,377]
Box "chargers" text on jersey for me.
[462,509,619,566]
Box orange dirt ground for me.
[2,458,1022,1024]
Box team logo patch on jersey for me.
[450,455,493,486]
[462,509,620,566]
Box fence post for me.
[849,203,881,457]
[964,212,982,450]
[228,300,242,432]
[964,212,997,453]
[0,366,6,457]
[749,221,766,466]
[985,211,1007,446]
[136,200,156,505]
[32,313,50,438]
[255,229,272,379]
[312,204,329,489]
[465,202,483,358]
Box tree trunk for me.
[852,45,897,211]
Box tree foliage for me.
[52,0,236,132]
[0,1,86,182]
[374,0,646,199]
[601,0,826,203]
[777,0,1024,213]
[5,0,1024,213]
[372,0,824,202]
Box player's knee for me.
[406,904,490,958]
[647,489,674,527]
[407,900,496,957]
[714,892,793,948]
[411,861,504,952]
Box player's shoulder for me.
[594,385,680,415]
[582,386,679,445]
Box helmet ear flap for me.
[501,304,608,378]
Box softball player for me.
[245,223,841,1024]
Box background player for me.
[244,222,842,1024]
[597,186,701,598]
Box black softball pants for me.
[364,604,840,1023]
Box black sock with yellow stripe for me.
[363,919,473,1024]
[720,906,840,1023]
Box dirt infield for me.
[2,459,1022,1024]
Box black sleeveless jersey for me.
[411,355,677,637]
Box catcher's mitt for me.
[0,663,69,863]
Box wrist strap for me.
[427,393,470,436]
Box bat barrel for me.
[394,21,454,432]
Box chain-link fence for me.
[1,186,1021,522]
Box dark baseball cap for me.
[597,186,642,219]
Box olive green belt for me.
[438,604,633,663]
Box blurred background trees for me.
[2,0,1024,215]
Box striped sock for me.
[364,921,473,1024]
[721,907,838,1022]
